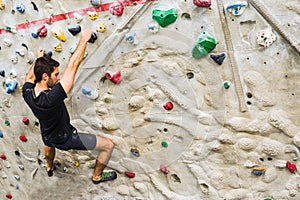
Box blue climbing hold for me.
[16,3,25,13]
[0,132,3,138]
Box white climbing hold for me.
[256,28,276,47]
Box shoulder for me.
[22,82,35,97]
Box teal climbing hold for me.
[152,4,178,28]
[192,31,217,58]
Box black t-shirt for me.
[22,82,73,145]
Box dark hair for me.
[34,56,60,83]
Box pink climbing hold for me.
[0,154,7,160]
[109,1,124,16]
[163,102,173,110]
[125,171,136,178]
[22,117,29,125]
[193,0,211,7]
[19,135,28,142]
[105,70,122,84]
[286,161,297,173]
[6,194,12,199]
[160,164,170,174]
[37,25,48,37]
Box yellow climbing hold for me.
[74,161,79,167]
[54,43,62,52]
[0,0,5,10]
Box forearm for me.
[68,37,88,72]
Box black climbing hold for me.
[31,2,38,12]
[186,72,194,79]
[21,43,28,50]
[15,150,20,156]
[0,69,5,77]
[68,25,81,36]
[131,148,140,157]
[100,76,107,83]
[88,32,98,43]
[44,51,52,58]
[210,53,226,65]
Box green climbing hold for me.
[152,4,178,28]
[223,81,230,89]
[5,120,10,126]
[161,141,168,147]
[264,198,272,200]
[192,31,217,58]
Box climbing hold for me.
[16,184,19,189]
[147,23,159,33]
[5,79,18,94]
[74,13,83,23]
[161,141,168,147]
[0,0,5,10]
[36,25,48,37]
[54,158,62,166]
[74,161,79,167]
[81,86,99,100]
[225,1,248,16]
[105,70,122,84]
[0,154,7,160]
[31,2,38,11]
[163,102,173,110]
[125,171,135,178]
[109,1,124,16]
[192,31,217,58]
[54,43,62,52]
[18,165,24,170]
[46,15,55,25]
[5,120,10,126]
[88,32,98,43]
[0,132,3,138]
[286,161,297,173]
[91,0,101,7]
[223,81,230,89]
[264,198,272,200]
[0,69,5,77]
[256,28,276,48]
[51,26,66,42]
[31,32,38,38]
[4,23,17,33]
[22,117,29,125]
[68,25,81,36]
[43,50,52,58]
[87,11,98,20]
[69,45,77,54]
[96,22,106,33]
[193,0,212,7]
[6,194,12,199]
[131,148,140,157]
[19,135,27,142]
[160,164,170,174]
[152,4,178,28]
[14,175,20,181]
[125,32,136,44]
[251,166,266,176]
[15,150,20,156]
[210,53,226,65]
[16,3,25,13]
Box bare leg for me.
[92,135,114,180]
[44,145,56,171]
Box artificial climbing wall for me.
[1,0,300,200]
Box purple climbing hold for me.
[210,53,226,65]
[68,25,81,36]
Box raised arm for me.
[60,29,92,94]
[24,49,45,83]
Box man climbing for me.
[22,29,117,184]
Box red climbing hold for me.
[19,135,28,142]
[37,25,48,37]
[109,1,124,16]
[193,0,211,7]
[125,171,136,178]
[0,154,7,160]
[22,117,29,125]
[286,161,297,173]
[6,194,12,199]
[105,70,122,84]
[163,102,173,110]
